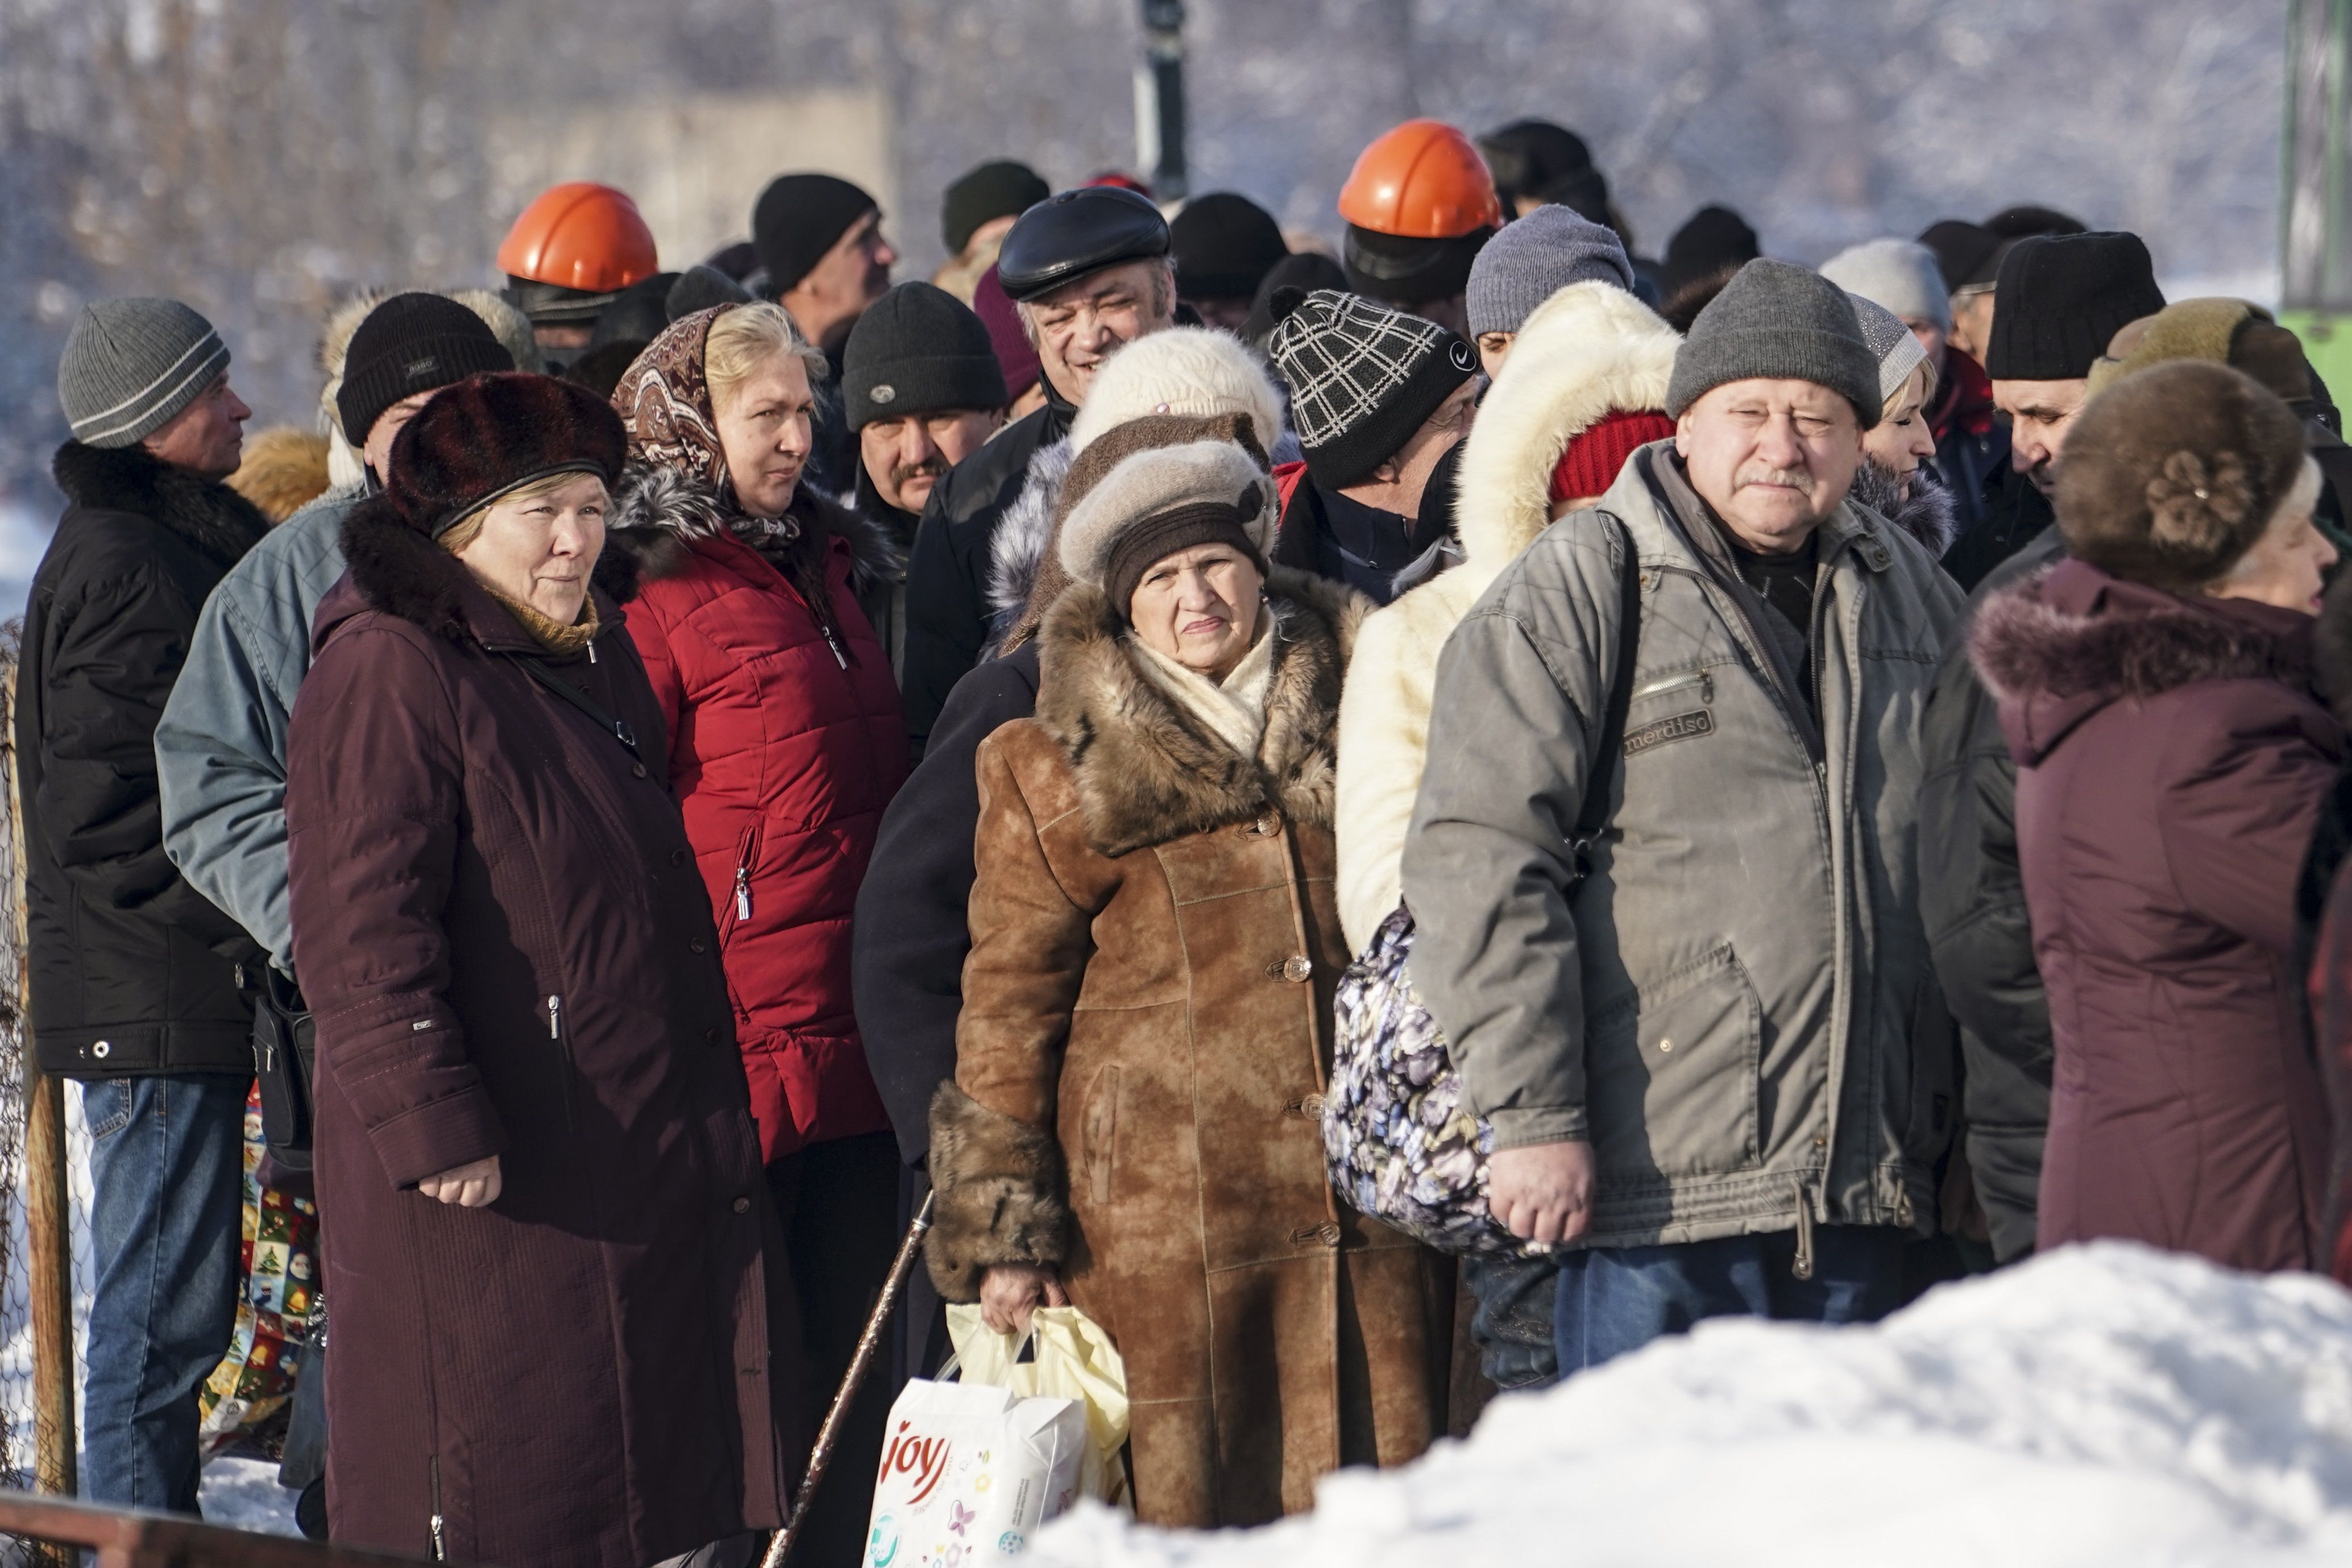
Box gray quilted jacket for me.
[1402,443,1965,1251]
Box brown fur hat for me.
[2057,359,2312,593]
[384,372,627,539]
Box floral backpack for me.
[1322,516,1641,1255]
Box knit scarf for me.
[1127,611,1277,761]
[487,586,600,656]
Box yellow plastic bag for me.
[945,1304,1133,1509]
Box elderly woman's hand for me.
[978,1263,1068,1335]
[418,1155,503,1208]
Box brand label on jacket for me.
[1625,709,1714,756]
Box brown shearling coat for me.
[927,567,1450,1529]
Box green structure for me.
[2283,0,2352,394]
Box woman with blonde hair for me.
[608,301,908,1560]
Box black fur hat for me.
[385,372,628,538]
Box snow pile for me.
[1031,1243,2352,1568]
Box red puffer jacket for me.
[612,470,909,1160]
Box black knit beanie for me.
[337,294,516,447]
[753,174,880,296]
[941,161,1051,257]
[1661,205,1760,296]
[1243,252,1350,349]
[1171,193,1290,302]
[1267,287,1476,488]
[1983,231,2166,382]
[842,282,1009,430]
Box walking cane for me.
[762,1191,935,1568]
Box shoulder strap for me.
[1570,516,1642,873]
[504,650,644,765]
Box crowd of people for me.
[19,107,2352,1567]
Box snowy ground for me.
[1032,1243,2352,1568]
[200,1455,301,1536]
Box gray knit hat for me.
[1466,205,1635,339]
[1818,239,1952,333]
[58,298,230,449]
[1665,259,1880,429]
[1844,293,1928,405]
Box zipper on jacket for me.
[429,1455,447,1561]
[1633,670,1713,705]
[549,994,574,1135]
[820,623,847,669]
[735,864,752,922]
[1791,1177,1816,1281]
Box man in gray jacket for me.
[156,294,512,971]
[1404,259,1964,1371]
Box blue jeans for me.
[1460,1249,1561,1390]
[1554,1226,1908,1375]
[79,1075,248,1513]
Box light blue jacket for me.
[156,483,362,973]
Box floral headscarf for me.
[611,305,733,490]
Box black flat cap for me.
[995,186,1171,303]
[1918,219,2002,292]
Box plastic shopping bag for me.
[945,1305,1132,1509]
[866,1376,1086,1566]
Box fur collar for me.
[338,493,638,646]
[52,441,271,567]
[605,463,901,596]
[1847,459,1961,560]
[1034,565,1368,857]
[1966,557,2314,719]
[1452,282,1679,587]
[983,435,1076,652]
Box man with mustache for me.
[840,281,1010,685]
[1404,260,1965,1370]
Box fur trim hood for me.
[1847,459,1961,560]
[982,435,1075,650]
[1034,565,1368,857]
[52,442,270,567]
[604,463,901,598]
[228,427,333,522]
[1453,281,1679,586]
[1972,557,2316,766]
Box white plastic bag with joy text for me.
[864,1376,1085,1566]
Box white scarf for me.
[1127,609,1277,761]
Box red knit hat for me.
[1550,408,1677,504]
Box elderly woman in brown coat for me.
[926,429,1450,1528]
[1973,360,2343,1272]
[285,374,801,1567]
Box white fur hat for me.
[1057,438,1278,604]
[1067,326,1286,460]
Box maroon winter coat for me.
[1974,557,2342,1272]
[285,498,805,1567]
[611,314,909,1163]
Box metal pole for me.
[1139,0,1188,201]
[760,1193,933,1568]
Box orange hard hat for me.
[497,182,659,293]
[1337,120,1503,239]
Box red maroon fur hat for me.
[385,372,628,538]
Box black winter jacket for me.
[20,443,267,1077]
[1941,463,2053,594]
[897,388,1074,747]
[1918,527,2065,1261]
[852,641,1041,1168]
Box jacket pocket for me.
[716,819,764,945]
[1899,970,1958,1160]
[1080,1065,1122,1206]
[1586,945,1762,1182]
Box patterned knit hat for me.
[1266,287,1476,488]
